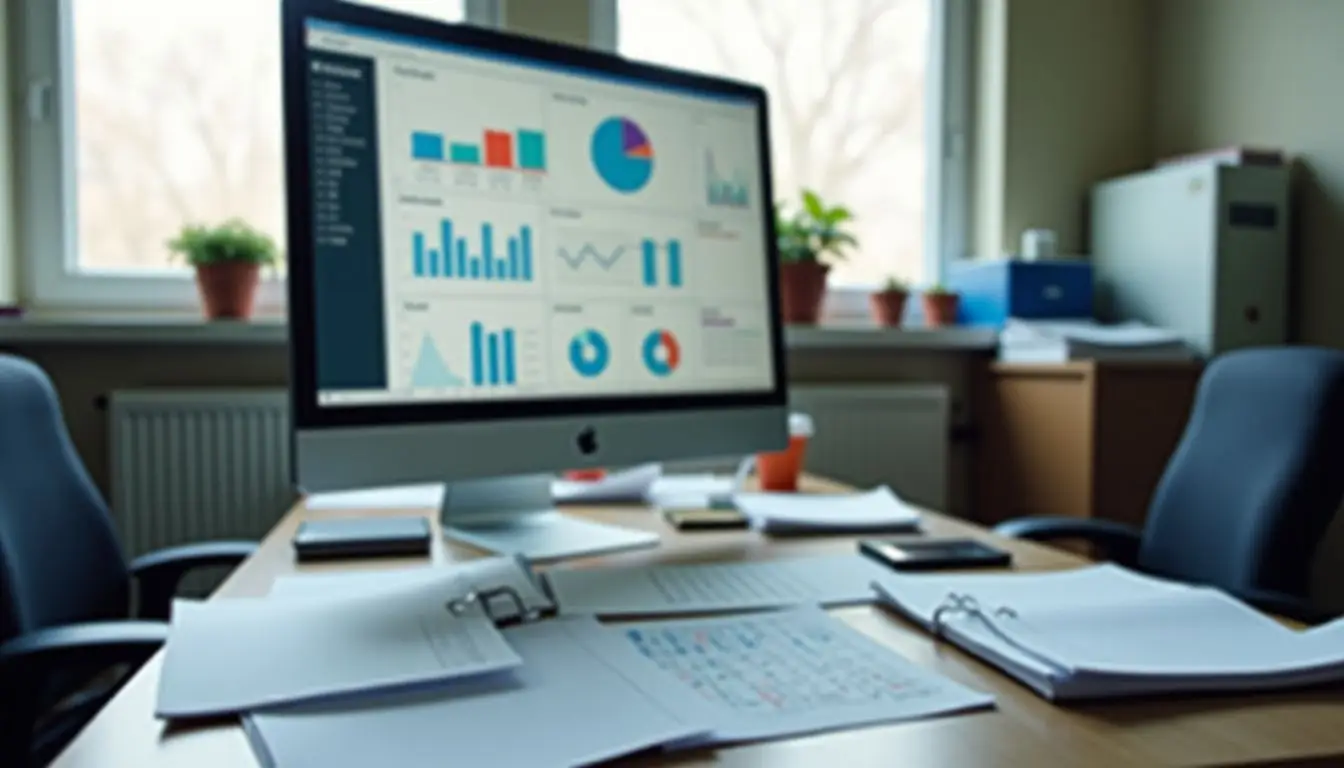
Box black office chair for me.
[0,354,258,767]
[995,347,1344,624]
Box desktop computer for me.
[280,0,787,560]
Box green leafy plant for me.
[924,283,956,296]
[168,219,280,268]
[775,189,858,264]
[881,275,909,294]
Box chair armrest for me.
[0,621,169,762]
[993,516,1143,566]
[1236,587,1338,626]
[129,540,258,620]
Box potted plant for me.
[921,284,961,327]
[168,219,279,320]
[869,276,910,327]
[776,190,857,324]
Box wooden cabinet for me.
[975,361,1202,529]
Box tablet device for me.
[292,517,432,561]
[858,538,1011,571]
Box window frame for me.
[594,0,973,324]
[14,0,500,312]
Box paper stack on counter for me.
[157,575,523,718]
[732,486,921,534]
[998,319,1194,363]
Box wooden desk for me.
[52,477,1344,767]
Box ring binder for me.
[930,592,1065,676]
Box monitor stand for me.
[438,474,659,562]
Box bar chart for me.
[705,150,749,208]
[640,239,683,288]
[469,322,518,387]
[411,127,547,173]
[411,218,534,283]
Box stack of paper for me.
[872,563,1344,701]
[998,319,1193,363]
[158,576,523,718]
[732,486,921,534]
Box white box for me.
[1090,162,1289,357]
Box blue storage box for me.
[945,259,1094,327]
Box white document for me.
[550,463,662,503]
[573,608,993,746]
[872,564,1344,701]
[243,618,714,768]
[732,486,921,534]
[304,483,443,511]
[547,554,893,616]
[647,474,738,507]
[267,556,554,621]
[158,578,522,718]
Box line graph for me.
[556,243,625,271]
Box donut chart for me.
[641,330,681,377]
[568,329,611,378]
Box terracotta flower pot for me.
[194,262,261,320]
[778,261,830,324]
[922,292,961,327]
[869,290,909,327]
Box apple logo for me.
[576,426,599,455]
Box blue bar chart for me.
[640,239,683,288]
[705,150,749,208]
[412,218,534,283]
[470,322,517,387]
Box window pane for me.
[70,0,465,272]
[618,0,929,286]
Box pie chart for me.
[591,116,653,193]
[568,329,610,378]
[641,330,680,377]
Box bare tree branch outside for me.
[71,0,462,272]
[619,0,929,286]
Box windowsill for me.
[0,312,997,352]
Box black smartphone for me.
[662,506,750,531]
[859,538,1012,571]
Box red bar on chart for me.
[484,130,513,168]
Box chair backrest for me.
[0,355,129,645]
[1139,347,1344,600]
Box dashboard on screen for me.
[301,20,775,407]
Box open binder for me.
[872,564,1344,701]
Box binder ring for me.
[446,585,541,626]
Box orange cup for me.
[755,413,814,492]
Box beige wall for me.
[1154,0,1344,348]
[972,0,1155,258]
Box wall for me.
[0,0,15,305]
[503,0,591,47]
[972,0,1155,258]
[1154,0,1344,347]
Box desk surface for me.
[53,477,1344,768]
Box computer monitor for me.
[281,0,787,560]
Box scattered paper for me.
[550,463,662,503]
[575,608,994,746]
[267,556,554,620]
[158,580,522,718]
[304,484,444,511]
[732,486,921,534]
[547,554,893,616]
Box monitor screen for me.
[295,16,779,416]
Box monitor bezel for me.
[282,0,787,431]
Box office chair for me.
[995,347,1344,624]
[0,354,258,767]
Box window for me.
[17,0,495,310]
[609,0,969,300]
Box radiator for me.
[108,389,295,559]
[788,384,950,510]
